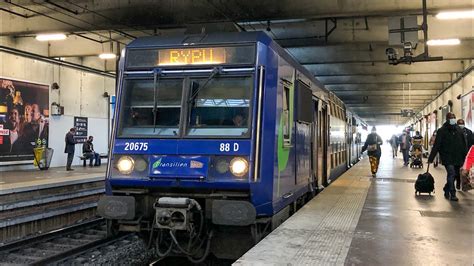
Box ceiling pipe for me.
[0,45,115,78]
[0,7,29,18]
[5,1,127,45]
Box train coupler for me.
[153,197,202,231]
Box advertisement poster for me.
[74,116,88,143]
[0,77,49,162]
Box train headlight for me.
[117,156,135,175]
[134,157,148,172]
[216,159,230,174]
[230,157,249,177]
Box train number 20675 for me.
[124,142,149,151]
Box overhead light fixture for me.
[35,33,67,41]
[426,38,461,46]
[436,10,474,20]
[99,53,117,60]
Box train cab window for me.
[283,86,291,143]
[187,76,252,137]
[119,79,183,137]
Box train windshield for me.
[187,76,252,137]
[119,79,183,137]
[118,75,252,138]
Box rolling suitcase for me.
[415,164,435,195]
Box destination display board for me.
[126,45,255,68]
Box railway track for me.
[0,218,134,265]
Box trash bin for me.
[33,147,54,170]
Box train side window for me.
[283,86,291,144]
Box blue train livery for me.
[97,31,366,261]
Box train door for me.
[294,80,313,186]
[317,102,329,188]
[346,115,352,167]
[311,98,319,188]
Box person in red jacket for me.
[461,146,474,191]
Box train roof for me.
[127,31,328,99]
[127,31,272,48]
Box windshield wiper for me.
[152,68,162,133]
[188,67,221,104]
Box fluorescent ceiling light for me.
[436,10,474,20]
[99,53,117,59]
[35,33,67,41]
[427,39,461,46]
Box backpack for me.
[415,166,435,195]
[367,134,378,152]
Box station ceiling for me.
[1,0,473,125]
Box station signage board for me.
[74,116,88,143]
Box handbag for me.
[461,168,474,191]
[367,144,378,152]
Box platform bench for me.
[78,153,108,167]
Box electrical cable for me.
[7,1,126,45]
[65,1,152,37]
[147,215,156,249]
[37,1,135,40]
[155,230,174,257]
[186,231,213,264]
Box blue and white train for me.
[98,32,366,261]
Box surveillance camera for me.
[385,47,397,58]
[385,47,399,64]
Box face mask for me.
[372,131,376,133]
[459,125,465,129]
[449,118,457,125]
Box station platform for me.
[0,165,106,244]
[0,165,106,194]
[236,145,473,265]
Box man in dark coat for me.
[64,128,77,171]
[428,112,467,201]
[82,136,100,167]
[362,126,383,178]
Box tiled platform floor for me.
[0,165,106,194]
[236,145,473,265]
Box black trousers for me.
[66,152,74,169]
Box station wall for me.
[0,37,115,170]
[416,61,473,129]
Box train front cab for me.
[98,32,332,259]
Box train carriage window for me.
[187,76,252,137]
[119,79,183,137]
[296,80,312,123]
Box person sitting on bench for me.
[82,136,100,166]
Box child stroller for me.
[410,138,424,168]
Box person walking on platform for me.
[399,130,411,166]
[457,119,473,149]
[362,126,383,178]
[456,119,473,189]
[429,130,439,167]
[390,134,399,158]
[428,112,467,201]
[64,128,77,171]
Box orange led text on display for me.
[158,48,226,65]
